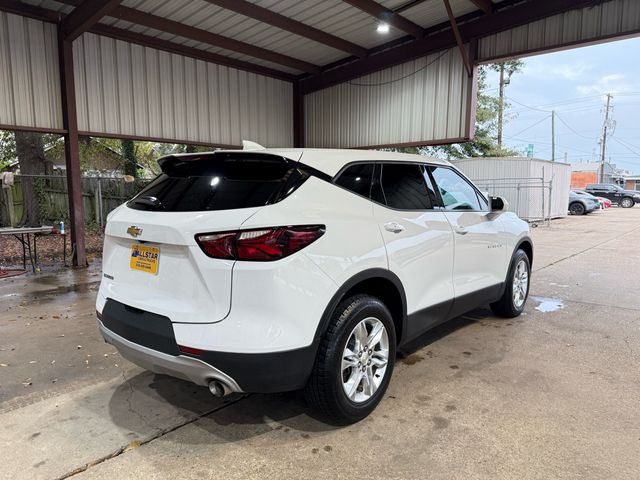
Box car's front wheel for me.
[490,249,531,318]
[569,202,585,215]
[305,295,396,424]
[620,197,635,208]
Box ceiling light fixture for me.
[376,22,390,33]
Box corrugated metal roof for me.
[25,0,486,74]
[479,0,640,62]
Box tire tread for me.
[305,294,394,424]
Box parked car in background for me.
[572,189,609,209]
[569,190,599,215]
[96,147,533,424]
[585,184,640,208]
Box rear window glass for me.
[379,163,433,210]
[128,156,307,212]
[335,163,374,198]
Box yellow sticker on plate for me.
[130,244,159,275]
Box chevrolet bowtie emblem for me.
[127,226,143,237]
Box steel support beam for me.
[61,0,122,41]
[395,0,429,14]
[443,0,471,76]
[342,0,424,38]
[57,0,320,73]
[300,0,605,93]
[57,25,87,267]
[0,0,61,21]
[91,24,295,81]
[0,1,295,81]
[204,0,367,58]
[468,0,494,14]
[464,38,479,139]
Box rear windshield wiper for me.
[129,195,165,210]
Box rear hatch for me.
[101,152,306,324]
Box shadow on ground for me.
[104,308,498,445]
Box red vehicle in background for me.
[596,197,612,208]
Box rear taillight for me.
[195,225,325,261]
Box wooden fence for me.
[0,174,151,228]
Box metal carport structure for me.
[0,0,639,266]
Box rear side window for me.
[335,163,374,198]
[379,163,433,210]
[128,155,307,212]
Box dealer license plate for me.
[130,244,159,275]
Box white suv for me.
[96,146,532,424]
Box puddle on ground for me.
[532,297,565,313]
[32,276,61,285]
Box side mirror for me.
[490,196,508,212]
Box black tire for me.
[569,202,585,215]
[490,249,531,318]
[305,294,396,425]
[620,197,634,208]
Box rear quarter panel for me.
[240,177,388,286]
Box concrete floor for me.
[1,208,639,480]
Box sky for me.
[485,36,640,174]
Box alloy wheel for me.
[512,259,529,308]
[341,317,389,403]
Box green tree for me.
[14,131,47,226]
[121,139,138,177]
[0,130,16,171]
[420,61,524,159]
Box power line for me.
[554,113,598,140]
[508,115,551,138]
[504,96,551,113]
[613,137,640,151]
[346,50,449,87]
[504,137,594,155]
[611,137,640,156]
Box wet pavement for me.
[1,207,639,480]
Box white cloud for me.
[577,73,632,95]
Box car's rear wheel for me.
[569,202,585,215]
[305,295,396,425]
[490,249,530,318]
[620,197,634,208]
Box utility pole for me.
[600,93,613,183]
[498,64,505,148]
[551,110,556,162]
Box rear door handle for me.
[454,226,468,235]
[384,222,405,234]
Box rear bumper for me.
[97,298,319,393]
[99,321,243,392]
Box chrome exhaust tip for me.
[208,380,228,397]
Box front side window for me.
[335,163,374,198]
[429,167,483,211]
[379,163,433,210]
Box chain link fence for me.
[472,177,557,224]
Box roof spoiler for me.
[242,140,266,151]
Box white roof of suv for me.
[221,147,453,177]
